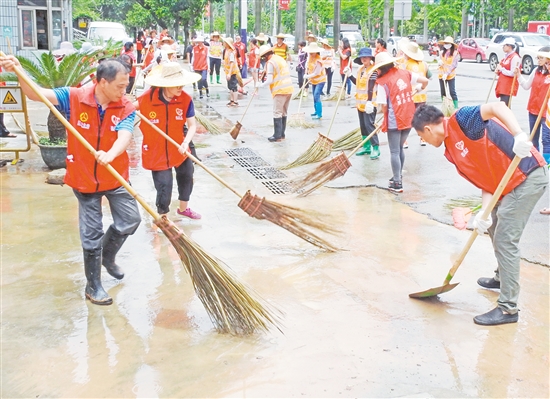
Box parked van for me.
[87,21,131,43]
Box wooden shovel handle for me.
[136,111,243,199]
[443,84,550,285]
[2,53,161,221]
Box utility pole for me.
[423,0,428,43]
[334,0,341,47]
[240,0,247,45]
[254,0,261,35]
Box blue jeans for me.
[341,74,351,95]
[528,112,549,154]
[312,82,325,116]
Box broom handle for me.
[485,73,497,104]
[297,79,308,112]
[442,84,550,285]
[3,56,162,221]
[326,73,349,137]
[238,87,258,124]
[130,66,141,95]
[347,124,383,157]
[136,111,244,199]
[507,72,517,108]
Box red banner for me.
[279,0,290,10]
[205,3,210,17]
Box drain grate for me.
[247,167,287,180]
[261,180,292,195]
[225,148,258,158]
[232,156,271,168]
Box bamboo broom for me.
[195,110,224,135]
[332,116,383,152]
[292,124,383,196]
[229,87,258,140]
[279,74,350,170]
[288,79,315,128]
[136,112,340,252]
[3,54,281,335]
[441,81,454,117]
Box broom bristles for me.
[332,127,362,151]
[279,134,333,170]
[442,97,454,117]
[238,191,339,252]
[155,216,283,335]
[287,113,316,128]
[196,111,224,135]
[292,152,352,196]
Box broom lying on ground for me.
[195,111,224,135]
[5,56,281,336]
[292,125,383,197]
[136,112,339,252]
[279,74,350,170]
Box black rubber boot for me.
[268,118,284,142]
[84,249,113,305]
[281,116,287,139]
[102,226,127,280]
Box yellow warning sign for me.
[2,91,18,105]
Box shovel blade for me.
[409,282,460,299]
[229,121,242,140]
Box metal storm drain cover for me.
[225,147,291,194]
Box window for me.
[18,4,62,50]
[20,9,36,48]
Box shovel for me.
[409,85,550,299]
[229,87,258,140]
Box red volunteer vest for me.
[138,88,191,171]
[65,85,135,193]
[193,45,208,71]
[495,52,520,97]
[527,70,550,115]
[444,115,545,196]
[376,68,416,131]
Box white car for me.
[87,21,131,44]
[340,31,364,49]
[486,32,550,75]
[386,36,402,57]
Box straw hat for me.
[159,36,175,45]
[79,42,94,54]
[307,33,317,41]
[144,62,201,87]
[303,42,323,53]
[161,44,176,54]
[276,33,286,39]
[372,51,397,70]
[537,48,550,59]
[400,40,424,61]
[319,39,332,48]
[353,47,374,65]
[259,44,273,57]
[438,36,457,48]
[256,32,268,42]
[192,36,204,42]
[210,31,220,38]
[222,37,235,50]
[501,37,516,47]
[53,41,76,57]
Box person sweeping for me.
[222,37,240,107]
[303,41,326,120]
[0,55,141,305]
[438,36,459,110]
[346,47,380,159]
[495,38,520,107]
[136,62,202,220]
[412,102,547,325]
[257,45,294,142]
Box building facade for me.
[0,0,73,57]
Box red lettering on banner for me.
[279,0,290,10]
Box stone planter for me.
[37,143,67,170]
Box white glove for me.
[437,59,443,66]
[473,211,493,235]
[442,74,448,80]
[512,132,533,158]
[304,74,312,80]
[365,101,374,114]
[343,66,351,76]
[414,83,423,93]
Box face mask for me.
[444,44,451,49]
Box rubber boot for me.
[210,75,213,85]
[268,118,284,142]
[356,139,371,156]
[544,153,550,164]
[312,102,322,119]
[453,100,459,109]
[102,226,127,280]
[84,248,113,305]
[281,116,287,139]
[370,145,380,159]
[216,75,221,85]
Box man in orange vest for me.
[412,102,547,326]
[258,45,294,142]
[0,55,141,306]
[273,33,291,61]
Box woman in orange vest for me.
[495,37,521,107]
[303,42,326,119]
[438,36,459,109]
[412,102,546,325]
[320,39,335,96]
[374,52,428,193]
[248,38,261,88]
[517,46,550,163]
[222,37,240,107]
[374,38,387,55]
[137,62,202,220]
[143,41,156,71]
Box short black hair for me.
[124,42,133,51]
[298,41,306,47]
[376,38,386,49]
[412,104,444,132]
[96,59,129,83]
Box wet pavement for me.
[1,57,549,397]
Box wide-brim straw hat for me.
[192,36,204,42]
[307,33,317,40]
[319,39,332,48]
[400,40,424,61]
[438,36,457,48]
[145,62,201,87]
[210,31,220,38]
[161,44,176,54]
[53,41,76,56]
[256,32,268,42]
[276,33,286,39]
[537,49,550,59]
[222,37,235,50]
[304,42,323,53]
[501,37,516,47]
[353,47,374,65]
[159,37,175,45]
[372,51,397,70]
[259,44,273,57]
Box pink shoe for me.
[177,208,202,219]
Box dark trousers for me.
[151,144,196,214]
[126,77,135,94]
[209,58,221,77]
[358,109,379,146]
[196,70,209,91]
[136,51,142,64]
[324,67,333,94]
[0,113,8,135]
[297,68,305,89]
[439,78,457,101]
[499,95,511,107]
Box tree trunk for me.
[461,7,468,39]
[383,0,390,40]
[48,110,67,143]
[255,0,262,35]
[334,0,340,46]
[295,0,305,53]
[508,8,514,31]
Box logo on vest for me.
[175,107,184,120]
[396,79,407,91]
[455,140,469,157]
[77,112,91,129]
[79,112,88,122]
[66,154,74,163]
[143,144,148,151]
[149,111,159,124]
[111,115,121,125]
